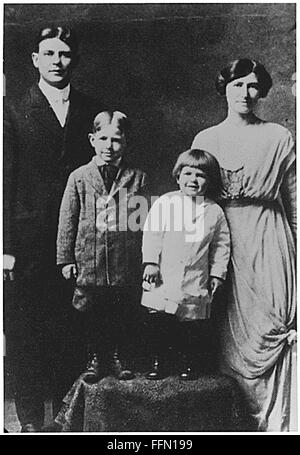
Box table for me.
[55,373,251,432]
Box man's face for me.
[32,37,75,88]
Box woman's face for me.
[226,72,260,115]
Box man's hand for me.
[209,276,224,297]
[62,263,77,280]
[143,263,161,285]
[3,254,15,281]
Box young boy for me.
[57,111,147,382]
[142,149,230,380]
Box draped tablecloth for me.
[55,374,251,432]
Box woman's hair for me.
[92,111,130,136]
[34,26,79,54]
[216,58,272,98]
[172,149,223,200]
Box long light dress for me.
[192,120,297,431]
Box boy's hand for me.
[62,263,77,280]
[143,264,161,285]
[209,276,223,297]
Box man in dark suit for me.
[4,26,102,432]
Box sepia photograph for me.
[2,2,297,434]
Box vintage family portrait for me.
[2,2,297,434]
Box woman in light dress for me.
[192,58,296,431]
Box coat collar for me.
[38,79,70,104]
[94,155,122,168]
[28,83,64,132]
[85,157,137,201]
[27,83,81,134]
[29,83,78,107]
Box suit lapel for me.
[64,87,81,129]
[28,84,63,135]
[61,87,88,160]
[85,159,135,203]
[85,159,108,196]
[109,166,135,200]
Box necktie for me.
[100,164,118,192]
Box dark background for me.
[4,3,296,195]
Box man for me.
[4,26,102,432]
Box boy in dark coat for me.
[57,111,147,382]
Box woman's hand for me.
[209,276,224,297]
[143,263,161,285]
[62,263,77,280]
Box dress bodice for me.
[192,122,295,203]
[220,167,244,200]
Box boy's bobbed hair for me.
[216,58,272,98]
[172,149,223,200]
[92,111,130,136]
[34,25,79,54]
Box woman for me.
[192,59,296,431]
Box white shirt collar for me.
[39,78,70,104]
[93,155,122,167]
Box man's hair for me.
[34,26,79,54]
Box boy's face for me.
[32,37,75,89]
[89,125,126,163]
[177,166,208,197]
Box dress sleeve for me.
[142,196,165,265]
[280,160,296,241]
[209,210,231,280]
[56,173,80,265]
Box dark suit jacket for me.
[4,83,102,273]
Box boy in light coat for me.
[142,149,230,380]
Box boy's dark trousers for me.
[145,312,179,376]
[177,319,217,374]
[81,286,144,375]
[146,313,217,376]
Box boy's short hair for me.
[34,26,79,54]
[216,58,272,98]
[172,149,223,200]
[92,111,130,135]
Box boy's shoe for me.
[111,351,135,380]
[41,421,62,433]
[145,356,166,380]
[178,363,198,381]
[82,353,103,384]
[21,423,41,433]
[179,367,197,381]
